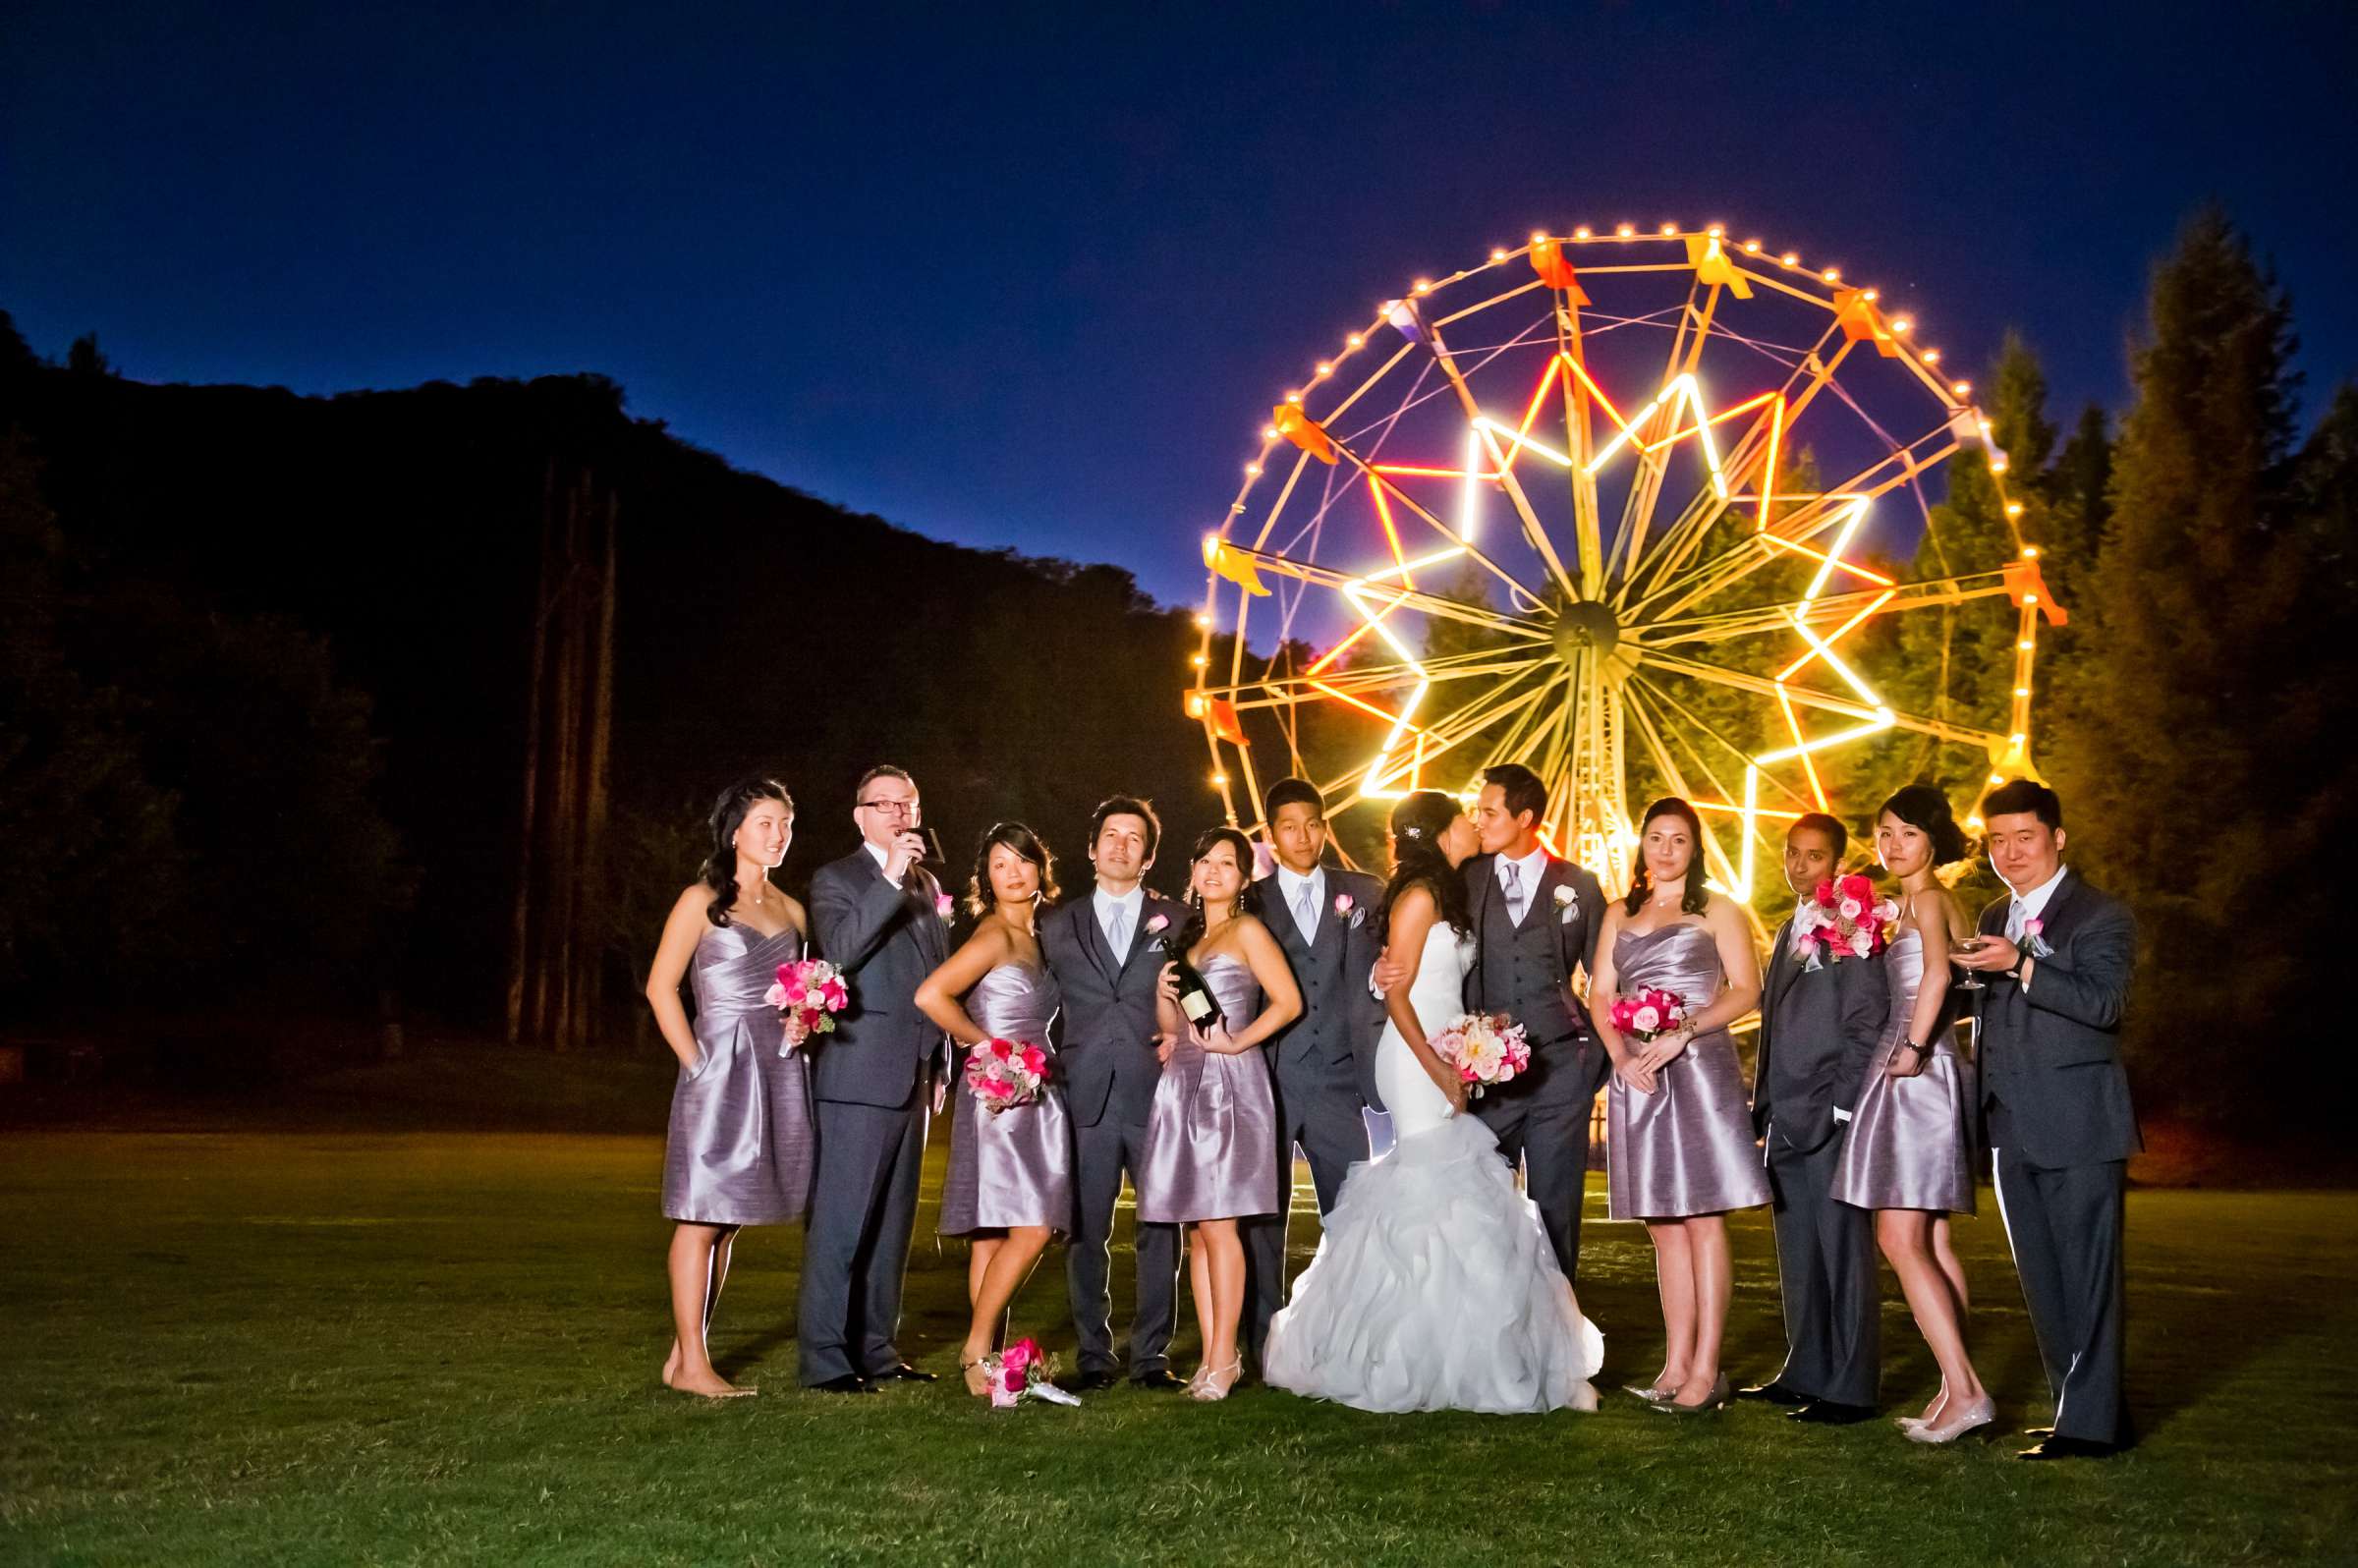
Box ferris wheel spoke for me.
[1406,313,1580,601]
[1618,682,1757,891]
[1638,570,2018,645]
[1214,541,1548,637]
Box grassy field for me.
[4,1074,2356,1564]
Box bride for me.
[1263,790,1602,1414]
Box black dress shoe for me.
[1788,1401,1878,1426]
[1071,1369,1119,1392]
[809,1374,876,1394]
[1131,1368,1187,1390]
[2018,1435,2119,1461]
[1735,1380,1809,1407]
[868,1363,935,1383]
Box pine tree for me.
[2046,207,2308,1118]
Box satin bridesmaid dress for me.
[1137,955,1281,1224]
[1605,923,1772,1221]
[1830,928,1976,1213]
[939,960,1075,1234]
[661,921,815,1226]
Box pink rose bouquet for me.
[1429,1012,1533,1098]
[987,1337,1081,1408]
[1793,873,1900,970]
[964,1037,1050,1114]
[1610,986,1689,1042]
[765,958,849,1054]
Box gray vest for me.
[1474,889,1580,1044]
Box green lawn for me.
[3,1115,2354,1565]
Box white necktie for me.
[1295,880,1319,935]
[1108,905,1131,957]
[2006,899,2026,942]
[1503,862,1526,923]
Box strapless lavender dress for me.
[1138,955,1280,1223]
[939,961,1074,1235]
[661,922,814,1226]
[1831,930,1976,1213]
[1606,923,1771,1221]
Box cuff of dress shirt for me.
[1831,1105,1852,1124]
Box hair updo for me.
[1879,783,1969,867]
[1376,789,1472,937]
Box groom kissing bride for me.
[1263,777,1606,1414]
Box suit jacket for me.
[1974,870,2141,1168]
[1260,866,1386,1111]
[1753,917,1889,1153]
[1039,887,1184,1129]
[807,846,951,1107]
[1462,852,1609,1102]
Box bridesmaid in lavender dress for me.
[1141,827,1302,1401]
[643,778,815,1398]
[1832,784,1993,1442]
[915,823,1074,1399]
[1590,798,1770,1414]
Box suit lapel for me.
[1266,877,1311,955]
[1113,894,1162,981]
[1767,918,1808,1015]
[1074,898,1116,990]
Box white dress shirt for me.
[2005,864,2069,939]
[1094,884,1146,958]
[1275,864,1326,939]
[1496,845,1547,924]
[863,840,893,875]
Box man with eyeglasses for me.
[798,764,950,1393]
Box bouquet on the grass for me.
[1610,987,1689,1042]
[1792,872,1901,971]
[987,1337,1080,1408]
[1429,1012,1532,1099]
[765,958,849,1053]
[964,1038,1050,1114]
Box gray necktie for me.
[1295,880,1319,936]
[1503,861,1526,924]
[2005,899,2027,942]
[1108,905,1131,957]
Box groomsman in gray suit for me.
[799,764,948,1392]
[1242,778,1385,1363]
[1461,763,1608,1285]
[1039,795,1188,1390]
[1958,778,2139,1460]
[1745,812,1888,1423]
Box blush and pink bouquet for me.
[1429,1012,1533,1098]
[1793,873,1901,970]
[987,1337,1081,1408]
[765,958,849,1053]
[964,1037,1050,1113]
[1610,986,1689,1042]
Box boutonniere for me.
[1333,891,1364,929]
[1145,913,1170,937]
[2022,916,2053,958]
[1551,884,1579,924]
[934,892,955,922]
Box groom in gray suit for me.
[1039,795,1188,1390]
[1242,778,1384,1362]
[1461,763,1608,1285]
[799,764,949,1391]
[1746,812,1888,1423]
[1958,778,2139,1460]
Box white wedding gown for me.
[1263,921,1602,1413]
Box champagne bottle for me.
[1157,932,1220,1028]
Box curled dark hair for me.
[1090,793,1162,859]
[1623,797,1712,918]
[1376,789,1472,938]
[1878,784,1968,866]
[702,775,794,927]
[1176,825,1262,951]
[965,821,1059,917]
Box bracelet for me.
[1900,1039,1928,1055]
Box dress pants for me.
[1068,1107,1181,1377]
[1767,1129,1881,1407]
[798,1092,926,1384]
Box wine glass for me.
[1952,934,1987,991]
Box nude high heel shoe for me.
[1904,1393,1995,1444]
[1192,1359,1243,1401]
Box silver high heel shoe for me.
[1192,1358,1243,1402]
[1904,1393,1995,1444]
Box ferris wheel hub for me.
[1551,599,1623,664]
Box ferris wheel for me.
[1187,221,2061,894]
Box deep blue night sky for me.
[6,1,2352,604]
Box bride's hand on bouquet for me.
[1613,1052,1657,1095]
[1439,1073,1469,1115]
